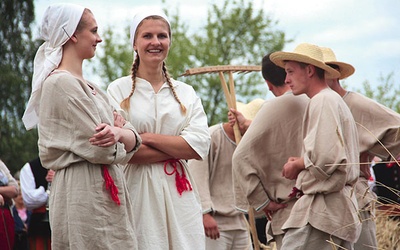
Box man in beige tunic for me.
[321,46,400,249]
[188,99,263,250]
[231,54,309,249]
[270,43,361,249]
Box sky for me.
[34,0,400,91]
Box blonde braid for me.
[120,55,140,111]
[163,62,186,114]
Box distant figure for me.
[20,157,51,249]
[0,159,19,250]
[12,180,31,250]
[189,99,264,250]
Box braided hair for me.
[120,15,186,114]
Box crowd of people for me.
[1,2,399,250]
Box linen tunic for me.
[232,92,309,237]
[107,76,211,250]
[188,123,247,231]
[344,91,400,209]
[38,71,140,250]
[282,88,361,243]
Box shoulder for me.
[108,76,132,90]
[170,78,195,92]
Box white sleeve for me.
[20,163,48,210]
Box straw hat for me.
[236,98,264,120]
[270,43,340,79]
[320,47,355,80]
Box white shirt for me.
[20,162,48,210]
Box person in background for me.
[321,46,400,249]
[107,9,210,249]
[20,157,52,249]
[12,179,31,250]
[0,159,19,250]
[22,3,141,249]
[188,99,264,250]
[229,53,309,249]
[269,43,361,249]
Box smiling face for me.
[73,10,102,60]
[133,18,171,67]
[284,61,309,96]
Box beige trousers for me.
[205,229,253,250]
[281,224,353,250]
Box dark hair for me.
[298,62,325,79]
[262,53,286,87]
[75,9,92,32]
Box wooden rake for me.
[181,65,264,250]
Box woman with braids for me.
[107,9,210,250]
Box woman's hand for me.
[0,194,4,206]
[89,123,121,147]
[113,111,126,128]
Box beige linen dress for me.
[38,70,140,250]
[107,76,210,250]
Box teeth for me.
[148,50,161,53]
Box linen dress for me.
[38,70,141,250]
[107,76,210,250]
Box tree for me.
[93,0,289,125]
[0,0,38,174]
[185,0,288,125]
[356,73,400,113]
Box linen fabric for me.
[232,92,309,238]
[188,123,248,231]
[38,71,141,250]
[282,88,361,243]
[343,91,400,161]
[281,223,354,250]
[23,3,84,130]
[107,76,211,250]
[343,90,400,249]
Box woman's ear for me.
[70,34,78,43]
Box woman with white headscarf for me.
[22,3,141,249]
[107,10,210,250]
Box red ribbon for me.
[164,159,192,195]
[288,187,304,199]
[102,165,120,205]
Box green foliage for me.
[0,0,38,174]
[92,24,133,88]
[183,0,289,125]
[356,73,400,113]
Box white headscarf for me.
[22,3,85,130]
[129,9,171,49]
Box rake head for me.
[180,65,261,76]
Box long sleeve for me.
[20,163,48,210]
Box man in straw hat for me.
[269,43,361,249]
[229,53,309,249]
[188,99,264,250]
[322,46,400,249]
